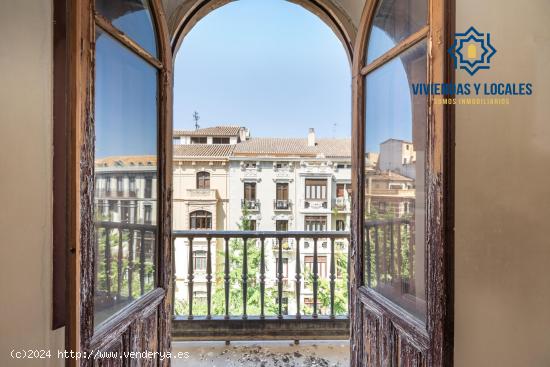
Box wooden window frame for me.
[305,216,327,231]
[212,137,230,144]
[349,0,454,365]
[190,210,212,230]
[276,182,289,201]
[53,0,173,363]
[196,171,210,189]
[193,250,207,272]
[305,178,327,200]
[190,136,207,144]
[244,182,257,201]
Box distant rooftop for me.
[174,144,236,158]
[95,155,157,167]
[381,138,413,145]
[174,126,244,137]
[233,137,350,158]
[366,170,413,182]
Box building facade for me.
[172,126,352,315]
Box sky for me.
[173,0,351,139]
[94,0,417,157]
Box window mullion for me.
[94,13,163,70]
[361,25,429,76]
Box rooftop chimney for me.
[308,128,316,147]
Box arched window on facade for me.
[189,210,212,229]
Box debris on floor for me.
[172,340,349,367]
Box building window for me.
[276,297,289,315]
[116,177,124,196]
[212,137,230,144]
[108,200,118,220]
[191,137,207,144]
[243,182,256,204]
[305,179,327,200]
[305,216,327,231]
[276,183,288,201]
[336,220,346,231]
[276,220,288,232]
[144,205,152,224]
[193,250,207,271]
[242,182,259,210]
[276,220,288,245]
[120,203,132,223]
[105,176,112,196]
[196,171,210,189]
[275,183,289,209]
[243,161,257,169]
[247,219,256,231]
[144,177,153,198]
[129,177,136,197]
[336,183,352,198]
[275,258,289,279]
[305,256,327,278]
[190,210,212,229]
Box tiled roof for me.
[233,138,351,158]
[174,126,243,137]
[95,156,157,167]
[366,170,413,182]
[173,144,235,158]
[380,138,413,145]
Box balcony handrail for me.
[173,230,349,239]
[96,221,156,230]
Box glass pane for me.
[94,28,158,328]
[96,0,158,57]
[364,41,427,321]
[366,0,427,64]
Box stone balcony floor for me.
[172,340,350,367]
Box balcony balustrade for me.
[273,199,291,210]
[241,199,260,210]
[334,196,351,209]
[172,229,350,341]
[185,188,217,200]
[304,199,328,210]
[94,218,413,342]
[94,221,157,310]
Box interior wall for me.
[454,0,550,366]
[0,1,64,366]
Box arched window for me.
[196,171,210,189]
[351,0,453,364]
[190,210,212,229]
[64,0,174,360]
[362,0,429,323]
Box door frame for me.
[63,0,173,365]
[349,0,455,365]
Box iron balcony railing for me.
[172,230,350,341]
[241,199,260,210]
[273,199,291,210]
[93,218,415,342]
[94,221,157,310]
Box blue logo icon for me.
[448,26,497,76]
